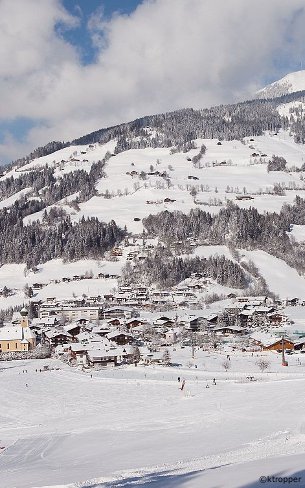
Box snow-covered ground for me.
[290,224,305,243]
[0,257,126,309]
[1,351,305,488]
[18,130,305,232]
[241,250,305,300]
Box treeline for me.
[143,197,305,274]
[123,249,248,289]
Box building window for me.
[16,343,18,349]
[7,343,9,349]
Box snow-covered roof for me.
[44,328,72,339]
[0,326,35,341]
[87,349,118,360]
[215,326,244,332]
[107,330,132,339]
[250,332,293,347]
[70,343,88,352]
[64,323,80,332]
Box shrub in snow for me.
[256,358,270,373]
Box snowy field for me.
[241,250,305,300]
[1,350,305,488]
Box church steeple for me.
[20,308,29,328]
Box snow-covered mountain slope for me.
[1,127,305,304]
[2,90,305,304]
[16,130,305,232]
[257,70,305,99]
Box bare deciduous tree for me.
[256,358,270,373]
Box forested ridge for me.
[143,197,305,275]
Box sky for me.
[1,0,305,164]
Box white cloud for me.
[1,0,305,162]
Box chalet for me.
[107,330,133,345]
[32,283,45,290]
[76,317,91,326]
[254,306,275,316]
[92,325,111,337]
[0,309,36,353]
[239,309,255,326]
[87,349,118,367]
[142,352,163,365]
[42,328,73,348]
[235,195,254,201]
[36,316,60,327]
[190,314,218,330]
[214,326,245,335]
[119,286,132,293]
[120,345,137,362]
[115,293,130,303]
[165,329,178,344]
[294,339,305,351]
[103,307,134,319]
[98,273,108,279]
[154,316,175,327]
[69,343,88,365]
[111,248,123,257]
[263,338,294,351]
[107,318,121,326]
[125,319,146,330]
[104,294,115,301]
[236,296,268,305]
[125,299,140,307]
[64,323,82,337]
[251,333,294,351]
[268,313,287,325]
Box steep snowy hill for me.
[2,92,305,306]
[256,70,305,99]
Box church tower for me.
[20,307,29,328]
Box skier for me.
[213,378,216,385]
[206,383,210,388]
[178,376,181,383]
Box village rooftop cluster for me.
[1,290,305,369]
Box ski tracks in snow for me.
[65,431,305,488]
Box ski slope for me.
[1,353,305,488]
[241,250,305,299]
